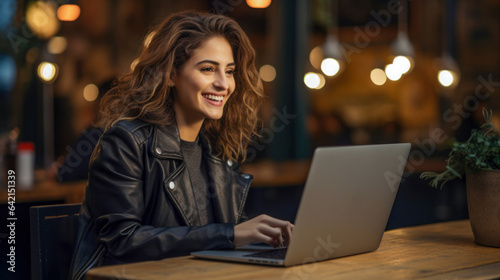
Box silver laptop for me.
[192,143,411,266]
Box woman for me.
[70,11,293,280]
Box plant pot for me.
[466,170,500,247]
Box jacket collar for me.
[150,123,184,160]
[151,122,219,162]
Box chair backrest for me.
[30,203,81,280]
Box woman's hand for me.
[233,214,294,248]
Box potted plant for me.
[420,109,500,247]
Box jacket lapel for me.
[151,124,200,226]
[201,135,252,224]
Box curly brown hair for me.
[98,11,265,163]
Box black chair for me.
[30,203,81,280]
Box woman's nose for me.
[213,72,229,90]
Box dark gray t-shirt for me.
[180,137,214,225]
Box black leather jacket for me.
[69,119,252,280]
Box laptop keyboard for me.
[244,248,288,259]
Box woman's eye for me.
[226,69,235,75]
[201,67,214,72]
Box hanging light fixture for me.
[321,0,344,78]
[437,0,460,89]
[437,53,460,88]
[246,0,271,9]
[387,0,414,79]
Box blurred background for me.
[0,0,500,278]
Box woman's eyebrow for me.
[195,60,236,67]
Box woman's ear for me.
[168,72,176,87]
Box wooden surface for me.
[0,179,86,204]
[86,220,500,280]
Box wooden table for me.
[86,220,500,280]
[0,179,86,204]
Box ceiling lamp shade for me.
[391,32,414,58]
[389,31,415,78]
[246,0,271,9]
[57,4,81,21]
[437,0,460,90]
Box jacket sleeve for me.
[86,125,236,263]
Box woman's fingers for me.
[259,224,282,240]
[234,214,294,247]
[258,215,294,247]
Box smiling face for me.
[171,36,236,131]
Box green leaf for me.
[446,166,462,178]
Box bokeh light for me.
[309,45,323,70]
[370,68,387,86]
[385,64,402,81]
[57,4,81,21]
[259,64,276,82]
[26,1,60,39]
[438,70,454,87]
[83,84,99,102]
[0,54,16,92]
[320,58,340,77]
[304,72,325,90]
[47,36,68,54]
[392,56,412,74]
[37,62,58,83]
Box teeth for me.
[203,94,223,102]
